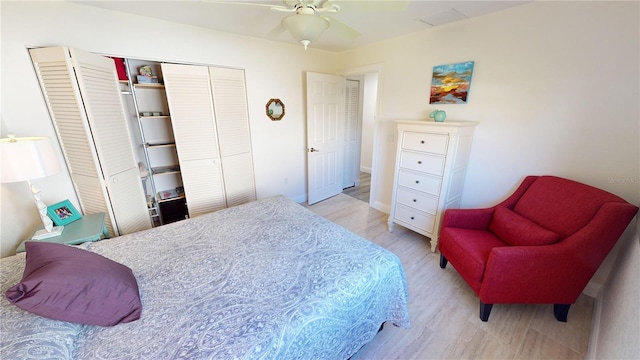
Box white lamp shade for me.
[282,14,330,43]
[0,136,61,183]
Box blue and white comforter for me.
[1,195,410,359]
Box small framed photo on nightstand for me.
[47,200,82,226]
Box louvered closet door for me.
[29,47,151,236]
[161,63,226,216]
[343,79,360,189]
[209,67,256,207]
[29,47,115,235]
[69,48,151,234]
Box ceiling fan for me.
[210,0,405,50]
[277,0,353,50]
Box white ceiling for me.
[73,0,531,52]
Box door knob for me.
[309,147,320,152]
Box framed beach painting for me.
[429,61,475,104]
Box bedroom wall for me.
[338,0,639,284]
[338,0,639,212]
[337,2,639,357]
[590,219,639,359]
[0,1,338,257]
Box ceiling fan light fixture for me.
[281,13,329,50]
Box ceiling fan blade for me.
[326,0,409,13]
[201,0,294,12]
[322,15,360,40]
[266,23,287,38]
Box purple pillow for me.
[5,242,142,326]
[489,206,562,246]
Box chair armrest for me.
[479,243,589,304]
[442,208,494,230]
[441,176,540,231]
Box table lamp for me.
[1,135,64,239]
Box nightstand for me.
[16,212,109,253]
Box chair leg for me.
[553,304,571,322]
[480,302,493,322]
[439,253,448,268]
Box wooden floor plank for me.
[305,194,593,360]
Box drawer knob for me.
[413,199,417,202]
[418,161,422,164]
[415,180,420,184]
[420,140,425,144]
[411,216,415,220]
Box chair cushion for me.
[439,228,507,293]
[489,206,562,246]
[5,242,142,326]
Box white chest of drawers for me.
[388,120,478,252]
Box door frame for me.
[339,63,384,209]
[343,77,364,190]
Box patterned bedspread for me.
[1,195,409,359]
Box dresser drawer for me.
[399,151,445,176]
[396,186,438,214]
[398,169,442,196]
[394,204,435,233]
[402,132,448,155]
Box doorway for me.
[342,69,379,206]
[305,67,381,207]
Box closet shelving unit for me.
[121,59,187,226]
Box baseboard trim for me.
[291,193,307,204]
[371,200,390,214]
[583,280,602,298]
[586,287,603,360]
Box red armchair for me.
[438,175,638,322]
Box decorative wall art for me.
[266,98,285,121]
[429,61,475,104]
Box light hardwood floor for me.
[305,194,593,360]
[343,172,371,203]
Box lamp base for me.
[32,226,64,240]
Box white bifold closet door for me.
[161,63,226,217]
[29,46,152,236]
[161,63,256,217]
[208,67,256,208]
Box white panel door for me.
[161,63,226,216]
[209,67,256,206]
[306,72,345,205]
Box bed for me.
[1,195,410,359]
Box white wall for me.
[1,1,638,356]
[338,2,639,357]
[592,219,639,359]
[338,1,639,211]
[0,1,338,257]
